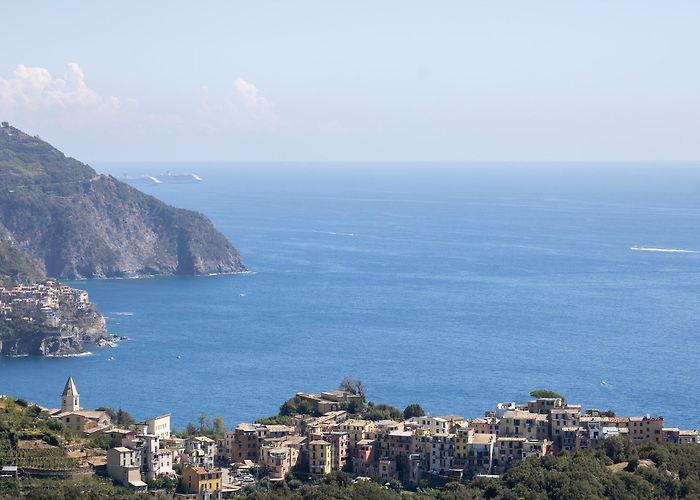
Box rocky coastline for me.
[0,123,247,356]
[0,300,110,357]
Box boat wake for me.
[630,246,699,254]
[45,352,93,358]
[312,230,357,237]
[112,312,135,316]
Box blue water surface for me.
[1,163,699,429]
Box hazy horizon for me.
[2,1,699,163]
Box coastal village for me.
[0,280,115,356]
[1,377,697,498]
[0,280,90,326]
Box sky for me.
[1,1,699,162]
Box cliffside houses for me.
[41,379,699,494]
[219,390,699,488]
[0,280,90,324]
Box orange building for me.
[181,466,222,497]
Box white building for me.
[120,433,174,481]
[142,414,171,439]
[184,436,217,469]
[107,447,146,490]
[408,416,451,435]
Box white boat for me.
[119,175,162,185]
[155,171,202,182]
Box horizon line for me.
[89,159,700,165]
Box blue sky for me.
[1,1,698,161]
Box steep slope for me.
[0,231,42,287]
[0,123,246,279]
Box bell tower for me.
[61,376,80,413]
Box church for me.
[51,377,112,435]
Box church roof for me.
[62,377,78,397]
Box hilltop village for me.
[1,378,697,498]
[0,280,110,356]
[0,281,90,322]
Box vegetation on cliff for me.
[0,122,245,354]
[0,122,246,279]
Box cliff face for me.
[0,302,108,356]
[0,123,246,279]
[0,122,246,356]
[0,329,84,357]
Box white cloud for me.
[200,77,278,131]
[232,78,272,114]
[0,63,122,117]
[0,64,278,131]
[0,64,280,159]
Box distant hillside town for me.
[0,280,90,324]
[0,280,110,356]
[1,378,696,498]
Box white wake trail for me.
[630,246,699,254]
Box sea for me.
[1,162,699,430]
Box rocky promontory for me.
[0,122,246,279]
[0,121,246,355]
[0,281,109,356]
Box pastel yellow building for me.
[308,440,332,475]
[181,466,222,496]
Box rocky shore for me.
[0,281,110,356]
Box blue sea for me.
[2,163,699,430]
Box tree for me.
[213,415,225,436]
[47,418,65,432]
[146,475,178,492]
[529,389,565,402]
[365,402,402,421]
[90,434,111,450]
[287,479,302,490]
[256,415,291,425]
[185,422,197,436]
[198,412,209,433]
[345,397,366,414]
[604,435,635,463]
[387,479,403,492]
[403,403,425,419]
[298,399,314,415]
[279,398,297,416]
[116,408,134,426]
[339,376,367,399]
[279,396,315,417]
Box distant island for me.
[0,121,247,355]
